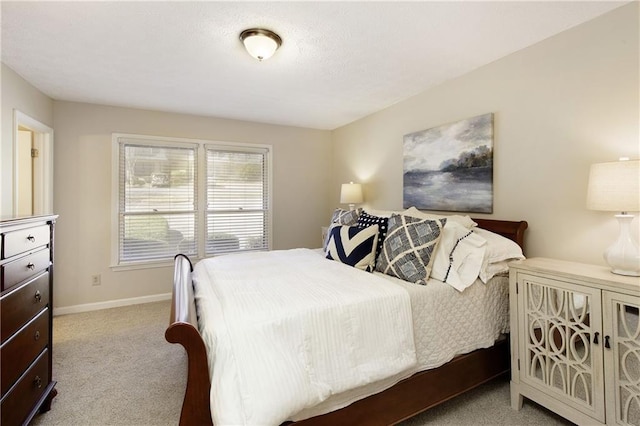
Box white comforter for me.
[291,264,510,421]
[193,248,417,426]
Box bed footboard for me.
[165,254,213,426]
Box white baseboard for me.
[53,293,172,316]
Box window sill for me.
[110,248,269,272]
[110,258,193,272]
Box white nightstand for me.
[509,258,640,426]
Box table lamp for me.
[340,182,363,211]
[587,159,640,276]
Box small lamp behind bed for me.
[340,182,363,211]
[587,158,640,276]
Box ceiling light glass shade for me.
[240,29,282,61]
[587,159,640,276]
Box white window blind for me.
[113,134,271,267]
[206,148,269,254]
[118,141,197,263]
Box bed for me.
[166,213,528,425]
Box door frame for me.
[13,110,54,215]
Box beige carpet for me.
[32,301,184,426]
[32,300,572,426]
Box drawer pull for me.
[34,375,42,389]
[27,235,36,242]
[34,330,41,341]
[27,262,35,270]
[34,290,42,302]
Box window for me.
[112,134,271,268]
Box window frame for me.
[111,133,272,270]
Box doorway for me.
[14,111,54,216]
[17,127,34,215]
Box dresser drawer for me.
[1,273,50,343]
[1,248,50,291]
[1,308,49,396]
[0,349,50,426]
[1,224,50,260]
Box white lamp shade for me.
[587,160,640,212]
[340,182,363,204]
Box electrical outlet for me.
[91,274,101,286]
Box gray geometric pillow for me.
[331,208,362,226]
[375,214,446,285]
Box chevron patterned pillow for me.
[326,224,379,271]
[324,208,364,250]
[375,214,446,284]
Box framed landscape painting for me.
[403,113,493,213]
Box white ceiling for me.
[1,1,627,130]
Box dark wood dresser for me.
[1,215,58,425]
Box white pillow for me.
[473,227,525,283]
[480,261,511,282]
[430,221,487,292]
[402,207,477,229]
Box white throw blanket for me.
[193,248,417,426]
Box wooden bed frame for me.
[166,218,528,426]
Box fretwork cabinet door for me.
[603,291,640,426]
[517,272,606,423]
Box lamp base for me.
[610,268,640,277]
[604,214,640,277]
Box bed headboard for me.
[472,218,528,252]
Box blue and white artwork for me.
[403,113,493,213]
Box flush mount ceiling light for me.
[239,28,282,61]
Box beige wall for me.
[4,3,638,309]
[1,63,54,216]
[53,101,332,309]
[331,3,639,266]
